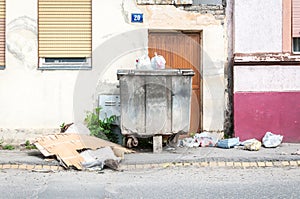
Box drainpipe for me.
[224,0,234,137]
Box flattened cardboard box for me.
[34,134,133,170]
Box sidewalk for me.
[0,143,300,171]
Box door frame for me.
[148,29,203,133]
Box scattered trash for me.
[262,132,283,148]
[179,137,199,148]
[34,134,134,170]
[81,147,121,171]
[241,139,261,151]
[291,150,300,155]
[179,132,219,147]
[217,137,240,149]
[195,132,219,147]
[151,52,166,69]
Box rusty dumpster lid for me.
[117,69,194,79]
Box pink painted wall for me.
[234,92,300,142]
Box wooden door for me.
[148,31,202,133]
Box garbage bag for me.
[194,132,218,147]
[179,132,219,148]
[180,137,200,148]
[262,132,283,148]
[81,147,121,171]
[136,54,151,69]
[151,52,166,69]
[241,139,261,151]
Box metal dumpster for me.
[117,69,194,148]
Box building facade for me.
[0,0,229,144]
[233,0,300,142]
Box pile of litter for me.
[34,127,134,171]
[179,131,284,151]
[178,132,220,147]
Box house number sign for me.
[131,13,143,23]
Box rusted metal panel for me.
[293,0,300,37]
[117,69,194,137]
[38,0,92,58]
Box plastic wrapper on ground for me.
[262,132,283,148]
[217,137,240,149]
[241,139,262,151]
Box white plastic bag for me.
[136,54,151,69]
[151,52,166,69]
[194,132,218,147]
[262,132,283,148]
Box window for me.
[292,0,300,53]
[0,0,5,69]
[38,0,92,69]
[293,37,300,52]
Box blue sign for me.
[131,13,143,23]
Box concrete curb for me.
[0,163,65,172]
[119,160,300,170]
[1,160,300,172]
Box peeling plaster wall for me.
[137,5,227,131]
[78,2,228,133]
[0,0,227,143]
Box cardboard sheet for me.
[34,134,134,170]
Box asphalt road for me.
[0,167,299,199]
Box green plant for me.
[60,122,73,133]
[84,107,118,143]
[0,139,15,150]
[60,122,66,129]
[24,140,37,150]
[2,144,15,150]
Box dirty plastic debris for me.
[262,132,283,148]
[179,132,219,148]
[291,150,300,155]
[151,52,166,69]
[241,139,261,151]
[195,132,219,147]
[179,137,198,148]
[81,147,121,171]
[217,137,240,149]
[34,134,134,170]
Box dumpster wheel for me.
[126,136,138,148]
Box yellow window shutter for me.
[38,0,92,58]
[0,0,5,67]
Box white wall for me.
[0,0,77,129]
[0,0,227,142]
[234,66,300,92]
[234,0,282,53]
